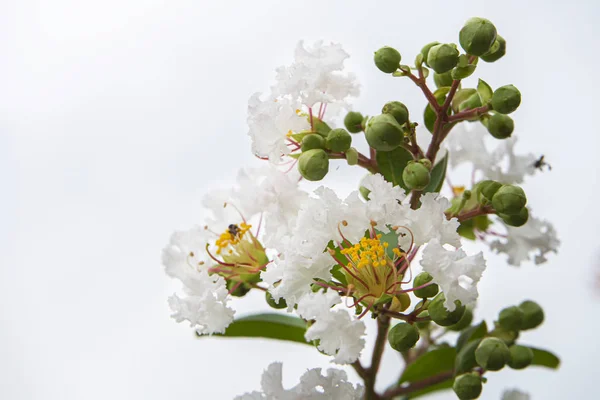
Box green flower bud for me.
[475,337,510,371]
[500,207,529,227]
[459,17,497,56]
[508,345,534,370]
[346,147,359,166]
[298,149,329,181]
[452,88,477,113]
[418,158,432,170]
[427,44,460,73]
[434,71,454,88]
[448,308,474,331]
[326,128,352,152]
[265,291,287,309]
[492,185,527,215]
[487,113,514,139]
[456,339,482,374]
[489,325,519,346]
[498,306,524,331]
[402,161,431,191]
[227,280,251,297]
[374,46,401,73]
[365,114,404,151]
[344,111,364,133]
[481,35,506,63]
[413,272,439,298]
[389,292,411,312]
[519,300,544,330]
[429,293,466,326]
[479,180,503,201]
[453,373,483,400]
[382,101,410,125]
[452,65,477,80]
[491,85,521,114]
[388,322,420,352]
[458,93,483,113]
[421,41,440,66]
[301,134,326,151]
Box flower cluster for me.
[161,16,560,400]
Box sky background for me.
[1,1,599,399]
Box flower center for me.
[215,222,252,255]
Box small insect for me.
[532,155,552,171]
[227,224,241,238]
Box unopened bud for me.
[508,345,534,369]
[374,46,401,73]
[388,322,420,352]
[344,111,364,133]
[227,280,251,297]
[481,35,507,63]
[382,101,410,125]
[448,308,474,331]
[491,85,521,114]
[413,272,439,298]
[389,292,411,312]
[487,113,514,139]
[519,300,544,330]
[500,207,529,227]
[453,373,483,400]
[434,70,454,88]
[492,185,527,215]
[298,149,329,181]
[365,114,404,151]
[326,128,352,152]
[475,337,510,371]
[421,41,440,66]
[301,134,326,151]
[429,293,466,326]
[459,17,498,56]
[498,306,525,331]
[427,44,460,74]
[418,158,432,170]
[479,180,503,201]
[403,161,431,191]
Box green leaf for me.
[456,320,488,351]
[528,347,561,369]
[422,153,448,193]
[376,146,413,190]
[477,79,493,104]
[399,347,456,384]
[204,313,310,345]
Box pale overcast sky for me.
[1,1,599,399]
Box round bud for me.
[448,308,474,331]
[265,292,287,309]
[427,44,460,73]
[403,162,431,191]
[491,85,521,114]
[481,35,506,63]
[418,158,432,170]
[453,373,483,400]
[479,180,503,201]
[413,272,439,298]
[326,128,352,152]
[382,101,410,125]
[298,149,329,181]
[421,41,440,66]
[459,17,498,56]
[498,306,525,331]
[344,111,364,133]
[475,337,510,371]
[389,292,411,312]
[429,293,466,327]
[365,114,404,151]
[492,185,527,215]
[388,322,420,352]
[434,71,454,88]
[508,345,534,370]
[487,113,514,139]
[301,134,326,151]
[374,46,401,73]
[519,300,544,330]
[500,207,529,227]
[227,280,251,297]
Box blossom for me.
[501,389,530,400]
[402,193,461,247]
[491,214,559,266]
[361,173,407,228]
[235,362,364,400]
[420,239,486,311]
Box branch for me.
[448,105,489,122]
[449,205,495,222]
[381,370,455,399]
[328,152,378,174]
[363,315,391,400]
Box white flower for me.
[491,214,559,266]
[446,123,537,184]
[402,193,461,248]
[168,271,234,334]
[421,239,486,311]
[162,227,211,283]
[297,291,366,364]
[501,389,530,400]
[361,173,407,228]
[247,93,309,162]
[235,362,364,400]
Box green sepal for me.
[477,79,493,104]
